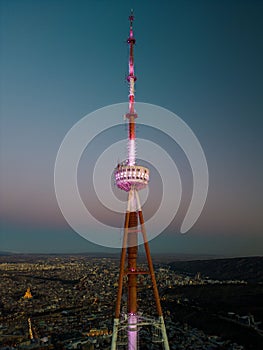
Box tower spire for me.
[126,10,137,166]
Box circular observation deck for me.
[115,164,149,192]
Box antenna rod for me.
[126,10,137,166]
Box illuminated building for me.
[111,11,170,350]
[23,287,33,299]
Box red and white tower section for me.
[111,12,170,350]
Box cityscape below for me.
[0,253,262,350]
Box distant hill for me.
[169,256,263,283]
[0,251,14,256]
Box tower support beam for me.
[138,210,163,317]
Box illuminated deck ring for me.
[115,165,149,192]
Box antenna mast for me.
[126,9,137,166]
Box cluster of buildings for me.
[0,255,253,349]
[165,322,245,350]
[0,256,118,348]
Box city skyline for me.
[1,0,263,256]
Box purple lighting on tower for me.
[111,11,170,350]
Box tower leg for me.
[114,211,129,319]
[111,209,130,350]
[138,210,162,316]
[138,207,170,350]
[111,318,119,350]
[159,316,170,350]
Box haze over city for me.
[1,0,262,256]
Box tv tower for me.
[111,12,170,350]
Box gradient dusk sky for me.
[1,0,262,256]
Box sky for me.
[0,0,262,257]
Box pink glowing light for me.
[128,139,136,166]
[128,314,137,350]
